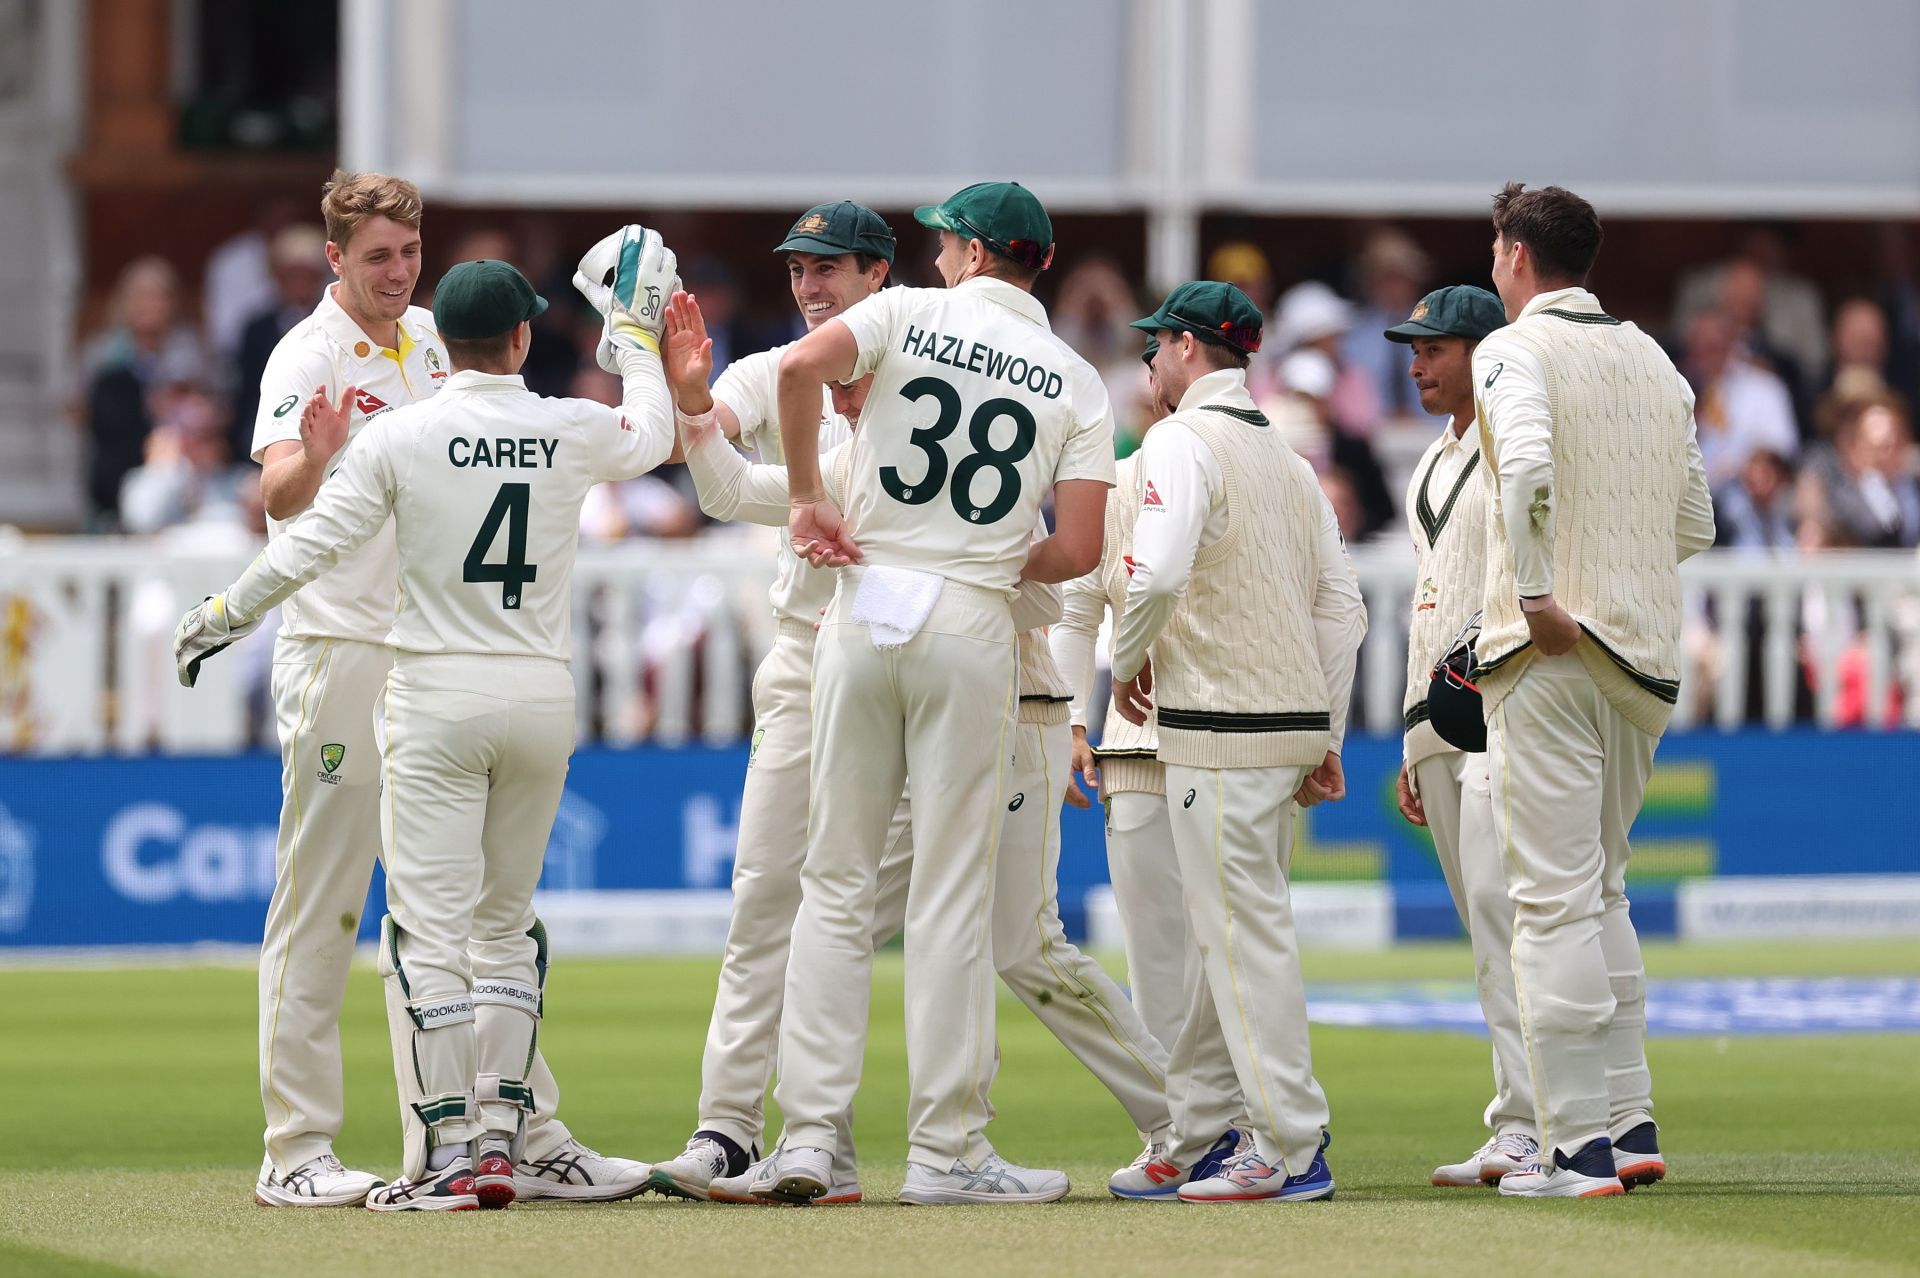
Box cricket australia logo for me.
[318,743,345,785]
[747,727,766,770]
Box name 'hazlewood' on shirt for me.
[901,325,1063,400]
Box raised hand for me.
[300,384,353,465]
[664,291,715,407]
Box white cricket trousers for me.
[1412,750,1535,1137]
[979,719,1170,1139]
[774,574,1015,1170]
[1163,763,1329,1176]
[258,637,576,1175]
[698,619,913,1163]
[1487,652,1657,1160]
[1102,790,1193,1054]
[375,653,576,1178]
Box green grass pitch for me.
[4,941,1917,1278]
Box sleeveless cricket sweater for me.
[1091,454,1162,797]
[1018,628,1072,726]
[1152,409,1331,769]
[1402,426,1491,768]
[1475,303,1693,736]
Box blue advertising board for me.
[0,731,1915,949]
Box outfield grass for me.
[4,941,1918,1277]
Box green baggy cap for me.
[914,181,1055,270]
[774,201,897,263]
[1383,285,1505,343]
[1130,280,1265,354]
[432,259,548,340]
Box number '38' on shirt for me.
[833,277,1116,594]
[221,355,674,660]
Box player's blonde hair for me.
[320,169,423,250]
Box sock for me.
[427,1142,463,1172]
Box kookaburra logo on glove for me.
[642,284,663,321]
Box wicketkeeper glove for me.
[573,225,679,372]
[173,593,260,688]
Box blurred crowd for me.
[64,214,1920,736]
[74,214,1920,559]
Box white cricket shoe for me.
[365,1158,481,1212]
[747,1145,834,1204]
[514,1139,650,1202]
[645,1134,740,1201]
[899,1153,1070,1204]
[1432,1132,1540,1186]
[711,1153,862,1205]
[1498,1141,1625,1199]
[253,1153,383,1208]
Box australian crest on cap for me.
[797,213,831,235]
[1410,301,1430,322]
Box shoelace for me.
[1492,1133,1538,1162]
[1128,1142,1165,1170]
[683,1137,727,1173]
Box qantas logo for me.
[1143,480,1163,508]
[1123,555,1136,576]
[618,415,635,433]
[353,389,389,415]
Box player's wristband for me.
[610,318,661,356]
[1520,593,1557,614]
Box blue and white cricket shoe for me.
[1177,1130,1336,1203]
[1108,1129,1244,1199]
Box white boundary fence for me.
[2,536,1916,756]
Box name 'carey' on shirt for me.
[900,325,1063,400]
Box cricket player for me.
[1472,184,1714,1197]
[1051,339,1251,1198]
[752,181,1116,1205]
[176,250,681,1210]
[644,202,905,1203]
[1112,282,1366,1203]
[668,292,1178,1198]
[1380,286,1542,1186]
[245,172,643,1206]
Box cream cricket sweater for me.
[1473,289,1710,736]
[1090,455,1163,795]
[1138,406,1334,769]
[1402,418,1492,768]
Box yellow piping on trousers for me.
[262,639,334,1169]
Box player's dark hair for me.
[444,331,516,371]
[1197,339,1252,371]
[977,252,1042,289]
[1491,182,1603,284]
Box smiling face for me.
[1406,335,1475,420]
[787,251,887,329]
[327,214,422,332]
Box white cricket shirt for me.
[224,352,674,660]
[250,284,447,644]
[832,277,1116,594]
[711,343,850,625]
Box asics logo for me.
[1007,793,1025,812]
[1183,789,1196,808]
